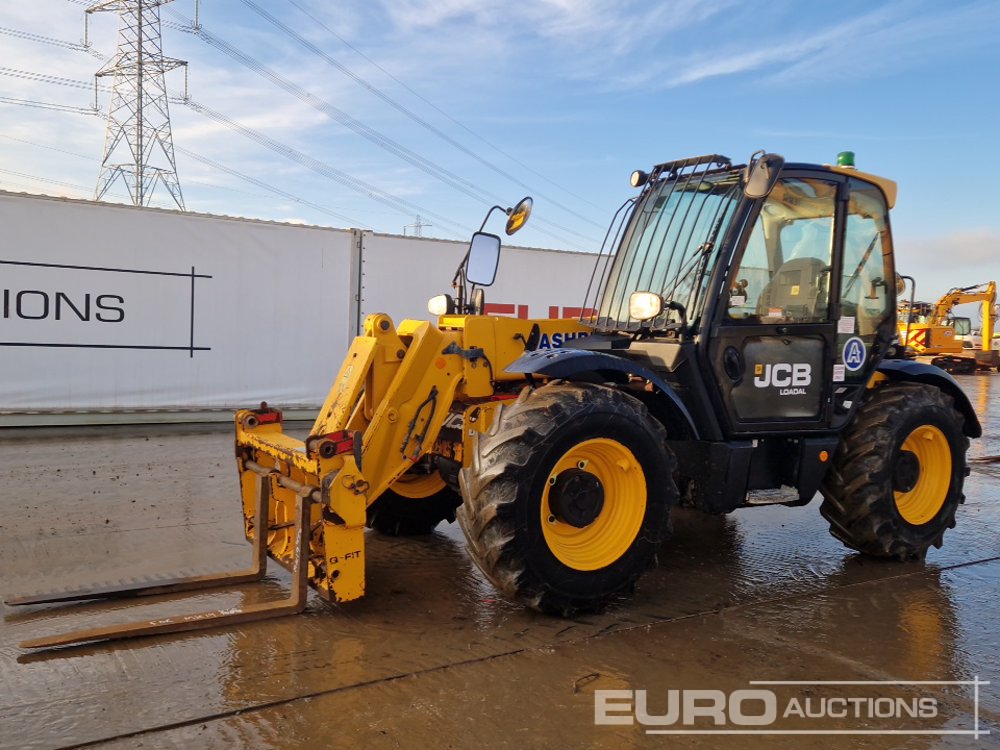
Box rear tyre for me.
[458,382,677,616]
[820,382,968,560]
[366,472,460,536]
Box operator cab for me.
[579,151,899,440]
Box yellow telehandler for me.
[10,151,981,649]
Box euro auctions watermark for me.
[595,678,990,739]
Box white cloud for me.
[2,0,999,247]
[897,228,1000,300]
[604,5,898,90]
[366,0,737,87]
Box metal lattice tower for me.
[89,0,186,209]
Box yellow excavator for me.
[898,281,997,373]
[9,151,981,649]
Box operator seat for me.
[756,257,828,322]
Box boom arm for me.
[932,282,996,352]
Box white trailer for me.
[0,191,597,424]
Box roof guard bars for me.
[648,154,732,182]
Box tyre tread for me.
[820,382,968,560]
[459,382,676,614]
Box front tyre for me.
[820,382,969,560]
[366,471,460,536]
[458,382,677,615]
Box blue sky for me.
[1,0,999,303]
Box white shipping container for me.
[0,192,599,423]
[358,231,596,324]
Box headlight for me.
[630,169,649,188]
[628,291,663,321]
[428,294,455,316]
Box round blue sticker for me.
[843,336,867,372]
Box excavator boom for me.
[899,280,996,356]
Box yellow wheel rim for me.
[894,425,951,525]
[390,471,447,499]
[541,438,646,571]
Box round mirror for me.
[895,273,907,296]
[505,196,533,236]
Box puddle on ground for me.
[0,373,997,748]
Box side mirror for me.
[867,276,887,300]
[466,232,501,286]
[505,197,533,236]
[895,273,907,296]
[744,151,785,199]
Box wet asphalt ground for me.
[0,375,997,749]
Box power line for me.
[1,82,586,247]
[0,132,96,159]
[167,12,498,206]
[0,65,105,91]
[282,0,605,214]
[175,144,369,228]
[3,10,590,248]
[159,6,596,248]
[0,167,176,208]
[0,167,93,193]
[0,65,467,234]
[66,0,191,34]
[0,130,367,227]
[181,97,474,237]
[0,95,97,115]
[239,0,604,233]
[0,25,102,58]
[52,1,597,248]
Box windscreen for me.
[585,167,743,332]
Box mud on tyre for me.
[458,382,678,615]
[820,382,969,560]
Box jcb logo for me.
[753,363,811,389]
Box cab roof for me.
[784,161,897,209]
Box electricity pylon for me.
[89,0,186,210]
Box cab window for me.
[840,178,893,340]
[727,177,837,324]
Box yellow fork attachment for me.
[6,464,313,650]
[7,311,535,649]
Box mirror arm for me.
[455,206,503,291]
[453,265,468,313]
[666,300,688,331]
[900,274,916,351]
[744,149,765,183]
[451,257,467,287]
[479,205,506,233]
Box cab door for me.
[706,172,843,435]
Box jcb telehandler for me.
[11,151,980,649]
